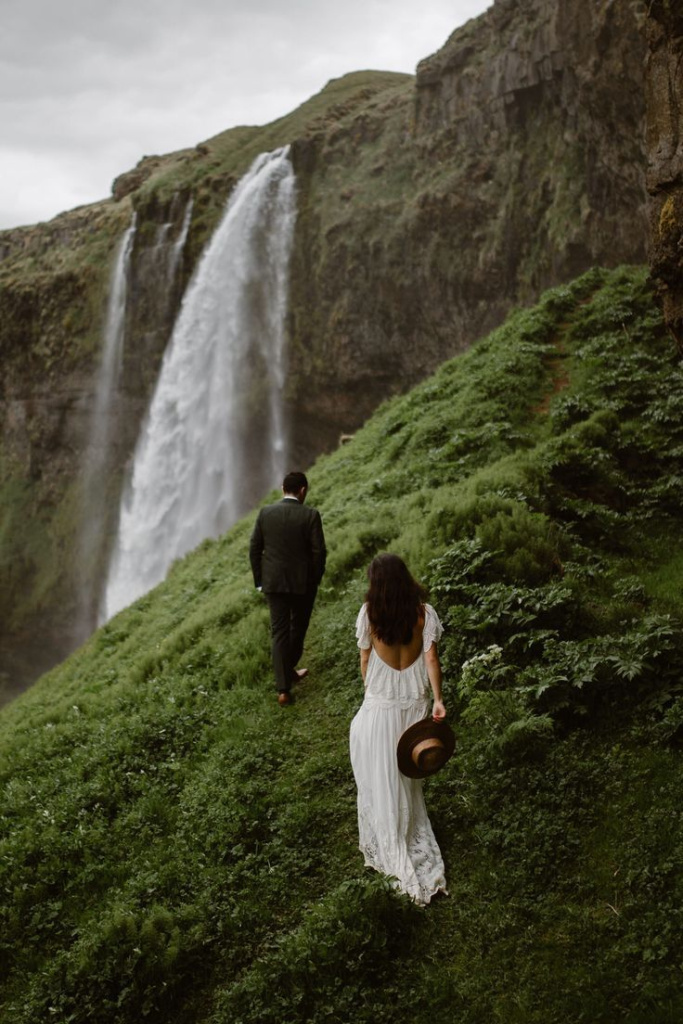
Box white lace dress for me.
[349,603,447,905]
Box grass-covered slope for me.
[2,267,683,1023]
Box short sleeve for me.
[356,604,372,649]
[423,604,443,652]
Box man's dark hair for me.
[282,471,308,495]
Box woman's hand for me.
[432,699,446,721]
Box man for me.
[249,471,327,706]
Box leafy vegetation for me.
[1,267,682,1022]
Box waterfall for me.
[102,147,296,621]
[169,197,193,282]
[90,215,137,448]
[142,196,192,294]
[75,216,136,637]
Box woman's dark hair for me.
[365,554,428,645]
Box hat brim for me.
[397,717,456,778]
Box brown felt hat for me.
[397,718,456,779]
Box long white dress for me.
[349,603,447,905]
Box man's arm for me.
[249,512,264,588]
[310,510,326,583]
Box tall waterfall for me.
[102,147,296,621]
[76,216,136,637]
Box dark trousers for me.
[266,590,317,693]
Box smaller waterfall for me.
[144,197,192,289]
[154,223,172,250]
[90,216,137,447]
[102,147,296,622]
[169,198,193,282]
[75,216,136,637]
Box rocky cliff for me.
[286,0,647,448]
[0,0,649,697]
[645,0,683,346]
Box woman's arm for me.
[425,643,446,720]
[360,647,370,684]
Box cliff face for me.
[0,1,649,696]
[645,0,683,345]
[415,0,646,267]
[0,187,205,694]
[284,0,647,454]
[0,203,130,691]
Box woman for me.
[349,553,447,904]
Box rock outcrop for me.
[0,0,650,696]
[645,0,683,346]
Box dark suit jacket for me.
[249,498,327,594]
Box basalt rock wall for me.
[645,0,683,346]
[284,0,647,454]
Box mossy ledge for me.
[1,267,682,1023]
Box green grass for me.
[638,532,683,610]
[1,266,682,1023]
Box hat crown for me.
[397,718,455,778]
[412,737,447,772]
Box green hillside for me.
[1,266,682,1023]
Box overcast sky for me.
[0,0,491,230]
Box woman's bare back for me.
[372,612,425,670]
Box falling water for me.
[169,197,193,282]
[90,216,137,449]
[102,147,296,621]
[140,196,192,296]
[76,216,136,637]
